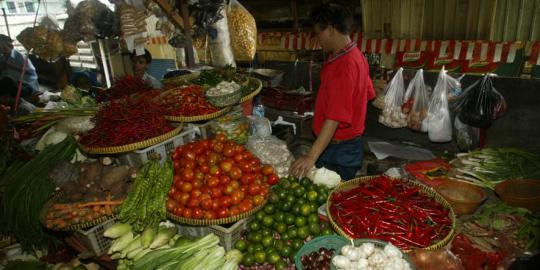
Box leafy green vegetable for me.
[4,259,50,270]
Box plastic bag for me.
[246,136,293,178]
[378,67,407,128]
[208,6,236,67]
[210,110,250,144]
[227,0,257,61]
[427,67,453,142]
[410,248,464,270]
[404,69,429,132]
[456,74,506,129]
[454,117,480,152]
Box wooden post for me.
[177,0,195,67]
[291,0,299,31]
[2,8,10,38]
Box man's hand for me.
[289,154,317,178]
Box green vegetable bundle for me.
[118,160,173,232]
[0,136,77,251]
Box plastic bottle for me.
[252,97,265,118]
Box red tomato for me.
[240,185,248,193]
[187,198,200,208]
[253,195,264,206]
[231,191,244,205]
[190,189,202,198]
[166,198,177,212]
[200,186,211,195]
[248,184,261,196]
[193,179,204,189]
[224,183,235,195]
[172,151,181,161]
[192,208,204,219]
[230,166,242,180]
[180,182,193,193]
[233,144,246,154]
[200,164,210,174]
[233,153,244,162]
[194,170,205,181]
[201,198,213,210]
[169,186,177,196]
[204,210,216,219]
[174,206,183,216]
[173,160,181,170]
[262,165,275,176]
[184,160,196,170]
[229,206,240,216]
[212,200,220,210]
[242,151,253,160]
[173,191,183,202]
[259,188,269,198]
[182,208,193,218]
[197,156,207,166]
[238,204,249,213]
[217,208,229,218]
[207,152,220,165]
[207,176,220,187]
[213,142,224,153]
[220,196,233,208]
[215,133,227,142]
[209,166,221,177]
[173,174,182,184]
[182,168,195,182]
[183,150,196,160]
[239,161,252,173]
[210,187,222,198]
[241,173,255,185]
[201,139,210,150]
[219,160,233,173]
[219,175,231,185]
[267,174,279,185]
[230,180,240,190]
[223,146,235,157]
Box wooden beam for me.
[152,0,184,29]
[177,0,195,67]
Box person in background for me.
[289,2,376,180]
[130,49,163,89]
[0,34,38,113]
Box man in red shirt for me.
[290,2,375,180]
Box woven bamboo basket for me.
[326,175,456,252]
[79,124,183,154]
[162,71,201,87]
[40,192,118,232]
[206,88,242,108]
[239,77,263,103]
[167,199,267,226]
[165,106,231,122]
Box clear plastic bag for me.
[210,109,250,144]
[227,0,257,61]
[427,67,453,142]
[404,69,429,132]
[378,67,408,128]
[456,74,506,129]
[246,136,293,178]
[454,117,479,152]
[208,6,236,67]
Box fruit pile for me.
[234,176,334,269]
[167,134,279,219]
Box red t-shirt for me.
[312,46,375,140]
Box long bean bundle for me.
[1,136,77,251]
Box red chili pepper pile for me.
[79,98,173,147]
[97,75,152,102]
[329,176,452,249]
[157,85,219,116]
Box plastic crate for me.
[175,216,252,251]
[117,125,201,167]
[74,218,117,256]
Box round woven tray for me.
[165,106,231,122]
[239,77,263,103]
[326,176,456,252]
[162,71,201,86]
[79,124,183,154]
[167,198,267,226]
[206,88,242,107]
[40,192,118,232]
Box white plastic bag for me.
[404,69,429,132]
[246,136,293,178]
[209,6,236,67]
[427,67,453,142]
[379,67,407,128]
[227,0,257,61]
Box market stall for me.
[1,1,539,270]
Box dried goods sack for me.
[227,0,257,61]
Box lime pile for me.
[234,176,334,269]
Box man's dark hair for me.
[309,2,354,35]
[130,49,152,64]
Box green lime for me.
[296,198,307,206]
[280,232,290,240]
[254,251,266,264]
[253,243,264,252]
[252,232,263,243]
[286,194,296,203]
[277,189,288,200]
[249,220,261,231]
[292,239,304,250]
[280,179,291,189]
[299,177,310,187]
[279,245,292,257]
[292,205,301,215]
[269,193,280,204]
[273,212,285,222]
[262,235,274,248]
[321,227,334,236]
[256,211,265,221]
[297,226,310,239]
[274,239,285,250]
[295,216,307,227]
[306,190,318,202]
[284,214,295,225]
[287,227,298,239]
[309,223,321,235]
[280,201,292,211]
[246,244,255,254]
[262,216,274,227]
[308,213,319,224]
[247,232,255,242]
[264,205,275,214]
[300,204,311,216]
[242,253,255,267]
[234,240,247,252]
[261,228,273,237]
[267,252,281,264]
[317,193,327,204]
[309,203,318,213]
[275,260,287,270]
[275,223,287,234]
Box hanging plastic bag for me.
[379,68,407,128]
[403,69,429,132]
[427,67,453,142]
[446,74,464,102]
[454,117,480,152]
[208,5,236,67]
[456,74,506,129]
[227,0,257,61]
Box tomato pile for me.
[157,85,220,117]
[167,134,279,219]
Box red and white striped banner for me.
[258,32,533,64]
[146,36,168,45]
